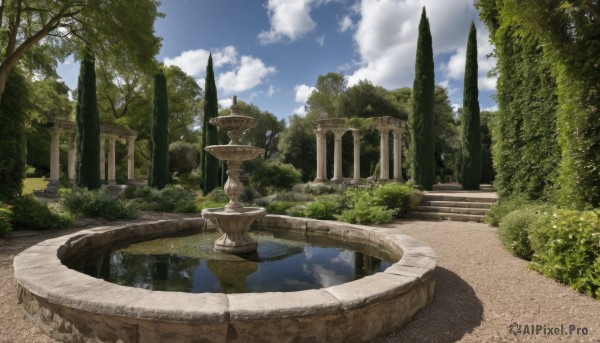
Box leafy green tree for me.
[0,0,162,104]
[478,0,560,201]
[461,22,482,190]
[433,86,460,182]
[480,110,495,184]
[410,7,436,190]
[306,72,347,118]
[202,54,219,195]
[149,70,169,189]
[339,80,406,119]
[163,66,203,143]
[278,114,317,182]
[75,52,101,190]
[0,69,29,202]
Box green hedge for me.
[529,209,600,299]
[485,196,537,227]
[62,188,137,220]
[132,185,197,213]
[498,205,550,260]
[11,195,72,230]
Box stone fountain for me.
[201,96,266,254]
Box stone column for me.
[331,129,346,182]
[321,131,328,180]
[49,126,61,189]
[393,128,403,182]
[379,127,390,180]
[99,137,106,181]
[314,130,324,182]
[351,129,361,183]
[67,133,76,185]
[127,136,136,183]
[107,135,117,185]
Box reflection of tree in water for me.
[206,259,258,293]
[353,252,382,280]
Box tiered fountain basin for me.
[14,216,437,343]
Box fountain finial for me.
[231,95,239,114]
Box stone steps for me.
[408,191,497,223]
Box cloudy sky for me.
[57,0,497,120]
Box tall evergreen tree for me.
[202,54,220,195]
[149,70,169,189]
[75,52,101,190]
[410,7,436,191]
[461,22,482,190]
[0,69,29,202]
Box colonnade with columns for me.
[314,116,406,183]
[46,118,137,191]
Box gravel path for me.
[1,216,599,342]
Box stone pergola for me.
[314,116,406,183]
[46,118,138,191]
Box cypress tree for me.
[75,52,101,190]
[461,22,482,190]
[149,70,170,189]
[410,7,436,191]
[0,69,29,202]
[202,54,220,195]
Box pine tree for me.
[461,22,482,190]
[202,54,220,195]
[75,51,101,190]
[410,7,436,191]
[0,69,29,202]
[149,70,170,189]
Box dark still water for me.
[71,230,397,294]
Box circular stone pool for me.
[70,230,396,294]
[14,216,437,343]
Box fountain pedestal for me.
[202,96,266,254]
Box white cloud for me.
[294,104,308,115]
[316,35,325,46]
[478,75,497,91]
[163,46,237,78]
[266,85,278,97]
[339,15,353,32]
[217,56,276,94]
[258,0,317,45]
[218,97,233,109]
[294,84,316,103]
[348,0,497,93]
[482,104,499,112]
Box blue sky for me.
[57,0,498,121]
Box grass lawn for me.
[23,178,48,195]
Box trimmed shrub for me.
[249,159,301,194]
[169,141,199,175]
[372,183,413,217]
[12,195,72,230]
[529,209,600,299]
[0,203,12,238]
[337,197,392,224]
[149,70,170,190]
[498,205,550,260]
[485,196,536,227]
[267,201,298,215]
[62,188,137,220]
[132,185,197,213]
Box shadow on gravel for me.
[377,267,483,343]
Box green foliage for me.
[339,80,406,119]
[372,183,413,217]
[0,203,12,238]
[169,141,199,175]
[498,205,550,260]
[302,183,337,195]
[62,188,137,220]
[433,86,460,183]
[11,195,72,230]
[305,194,352,220]
[485,196,537,227]
[278,114,317,182]
[306,72,348,118]
[337,199,392,225]
[480,111,495,184]
[196,200,228,212]
[410,8,436,191]
[461,22,482,190]
[75,52,101,190]
[248,159,302,194]
[149,71,170,189]
[204,187,230,203]
[202,54,220,195]
[0,69,29,202]
[267,201,298,215]
[529,209,600,299]
[132,185,197,213]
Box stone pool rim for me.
[14,215,438,343]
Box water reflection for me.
[74,231,395,294]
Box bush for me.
[196,200,228,212]
[267,201,298,215]
[303,183,337,195]
[336,197,392,224]
[498,205,550,260]
[132,185,197,213]
[305,194,351,220]
[485,196,536,227]
[0,203,12,238]
[11,195,72,230]
[372,183,413,216]
[62,188,137,220]
[249,159,302,194]
[169,141,199,175]
[529,209,600,299]
[204,187,229,203]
